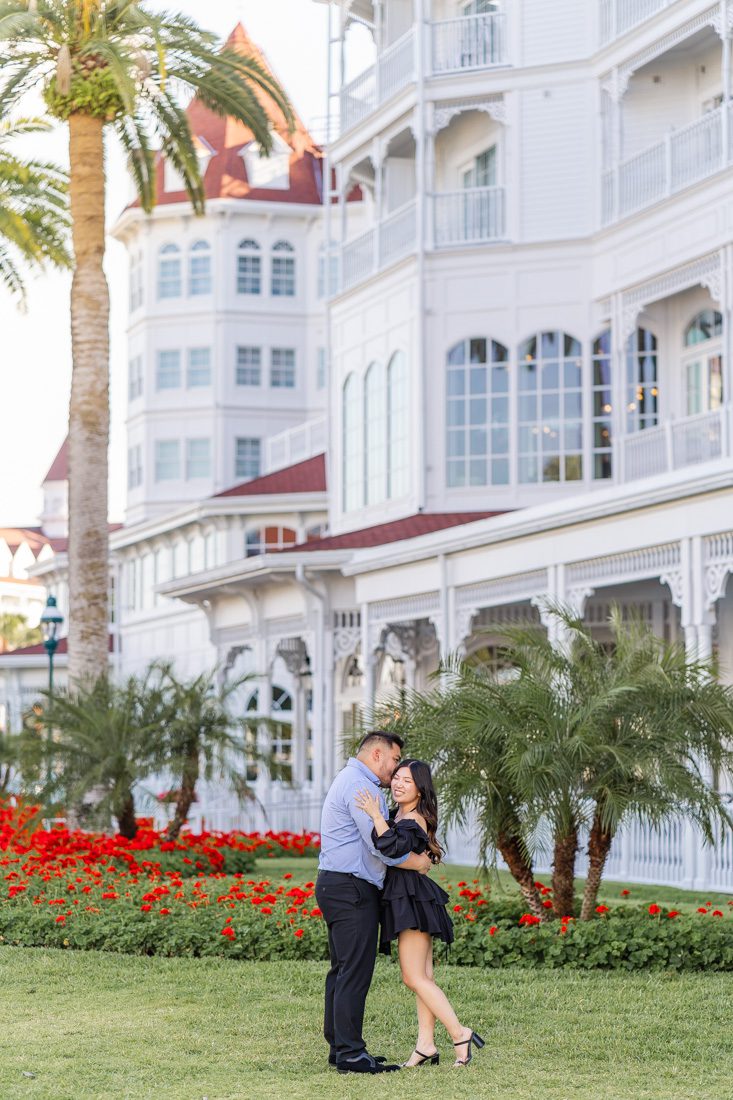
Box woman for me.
[355,759,484,1068]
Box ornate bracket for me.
[705,562,732,609]
[566,587,595,618]
[659,570,684,609]
[333,626,362,661]
[433,96,506,133]
[275,637,309,676]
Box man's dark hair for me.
[357,730,404,754]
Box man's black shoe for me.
[337,1054,399,1074]
[329,1053,388,1068]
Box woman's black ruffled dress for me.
[373,818,454,955]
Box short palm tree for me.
[0,115,70,298]
[0,1,293,683]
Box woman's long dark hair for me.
[394,758,445,864]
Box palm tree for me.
[0,115,70,298]
[0,1,293,683]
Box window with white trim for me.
[185,438,211,480]
[235,437,261,481]
[128,355,143,401]
[592,331,613,480]
[127,445,142,489]
[365,362,387,505]
[271,240,295,297]
[188,240,212,296]
[343,373,362,511]
[154,440,180,481]
[626,328,658,432]
[518,331,583,483]
[245,526,297,557]
[271,347,296,388]
[237,239,261,295]
[446,337,509,488]
[156,350,181,391]
[157,244,181,299]
[683,310,723,415]
[387,352,410,498]
[186,347,211,388]
[236,346,262,386]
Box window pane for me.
[186,438,211,479]
[236,346,261,386]
[237,254,261,295]
[155,440,180,481]
[236,437,261,480]
[271,348,296,388]
[187,348,211,387]
[156,350,181,390]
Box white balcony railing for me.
[433,186,505,246]
[620,406,728,482]
[599,0,675,44]
[263,417,328,476]
[602,105,730,224]
[339,199,418,293]
[431,12,507,73]
[339,28,415,133]
[341,227,376,292]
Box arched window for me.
[271,240,295,297]
[387,352,409,498]
[343,373,363,511]
[446,338,509,488]
[237,239,261,295]
[364,362,387,505]
[626,328,658,432]
[188,240,211,296]
[683,310,723,415]
[157,244,181,300]
[592,330,613,480]
[518,331,583,483]
[246,685,293,783]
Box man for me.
[315,731,432,1074]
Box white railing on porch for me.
[431,12,507,73]
[602,105,730,224]
[599,0,675,44]
[339,199,418,293]
[263,417,328,475]
[339,28,415,133]
[433,186,505,246]
[620,406,728,482]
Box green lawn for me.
[0,947,731,1100]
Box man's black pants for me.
[315,870,380,1062]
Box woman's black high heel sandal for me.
[453,1031,485,1066]
[403,1049,440,1067]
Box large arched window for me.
[343,373,363,511]
[592,330,613,480]
[365,362,387,505]
[271,240,296,297]
[237,239,261,295]
[157,244,181,300]
[188,240,211,295]
[446,337,509,487]
[245,685,293,783]
[684,310,723,415]
[387,352,409,498]
[518,331,583,483]
[626,328,658,432]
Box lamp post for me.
[40,595,64,696]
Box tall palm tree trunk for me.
[67,112,110,686]
[115,789,138,841]
[497,830,546,919]
[580,809,614,921]
[552,825,578,918]
[166,741,200,841]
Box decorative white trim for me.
[608,7,728,97]
[659,570,684,609]
[455,569,548,611]
[432,96,506,133]
[704,531,733,607]
[333,610,362,660]
[567,543,681,588]
[620,253,722,340]
[370,592,440,622]
[566,586,595,616]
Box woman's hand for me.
[354,788,383,821]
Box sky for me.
[0,0,332,527]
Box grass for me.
[0,947,732,1100]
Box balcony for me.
[264,417,328,475]
[340,200,417,292]
[339,28,415,134]
[431,12,507,74]
[433,186,506,246]
[599,0,676,45]
[601,105,731,224]
[620,406,730,482]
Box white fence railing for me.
[341,227,376,292]
[431,12,507,73]
[621,406,728,482]
[602,105,729,224]
[599,0,675,44]
[338,200,418,294]
[264,417,328,475]
[339,28,415,133]
[379,200,418,267]
[433,187,505,246]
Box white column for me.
[361,601,376,714]
[255,646,272,808]
[425,109,436,251]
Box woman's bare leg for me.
[399,930,472,1059]
[403,936,437,1066]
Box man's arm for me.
[348,795,431,873]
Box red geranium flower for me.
[294,928,304,938]
[489,926,498,936]
[697,907,708,913]
[542,899,553,909]
[595,905,610,914]
[713,910,724,917]
[648,904,661,915]
[519,914,541,926]
[140,904,152,912]
[667,910,680,919]
[620,889,630,897]
[159,908,171,916]
[453,905,462,912]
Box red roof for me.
[1,634,115,657]
[43,438,69,483]
[215,454,327,498]
[150,23,323,208]
[289,512,503,552]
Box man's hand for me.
[401,852,432,875]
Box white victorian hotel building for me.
[5,3,733,887]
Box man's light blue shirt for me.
[318,757,409,887]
